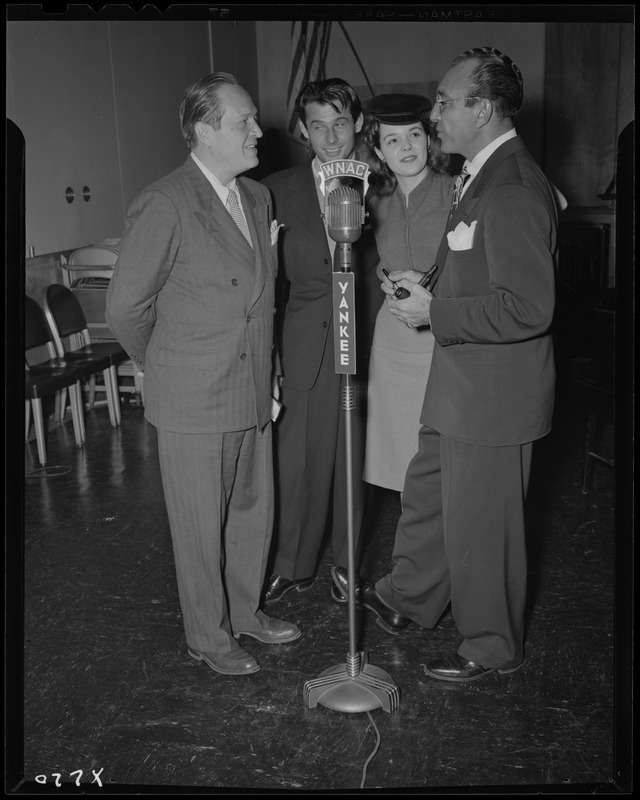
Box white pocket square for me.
[270,220,284,246]
[447,220,477,251]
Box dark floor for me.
[9,386,632,794]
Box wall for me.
[210,20,260,106]
[544,22,634,208]
[256,21,546,168]
[6,21,213,255]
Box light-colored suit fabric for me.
[106,156,278,653]
[377,137,558,668]
[262,159,380,580]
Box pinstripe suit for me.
[106,156,278,653]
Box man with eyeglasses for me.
[362,48,558,682]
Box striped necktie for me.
[227,188,253,248]
[451,167,470,213]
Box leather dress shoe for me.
[235,617,301,644]
[330,565,361,604]
[262,574,314,605]
[188,646,260,675]
[361,583,410,635]
[424,652,523,682]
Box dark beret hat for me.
[364,93,432,124]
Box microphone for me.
[326,186,364,245]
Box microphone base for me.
[304,653,399,714]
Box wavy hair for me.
[295,78,362,126]
[357,111,451,198]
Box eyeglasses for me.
[434,97,483,112]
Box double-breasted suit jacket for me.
[106,155,278,654]
[107,155,277,434]
[262,159,380,580]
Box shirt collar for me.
[464,128,518,177]
[191,152,238,203]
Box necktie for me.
[227,188,253,248]
[451,167,470,213]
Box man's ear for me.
[475,98,494,128]
[299,120,310,141]
[195,121,213,146]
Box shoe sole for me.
[373,616,407,635]
[330,566,347,602]
[235,629,302,644]
[330,567,365,606]
[424,662,523,682]
[331,587,348,604]
[188,648,260,675]
[263,579,314,605]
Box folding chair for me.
[25,295,86,466]
[43,283,128,427]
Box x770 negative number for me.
[35,768,104,787]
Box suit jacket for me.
[262,159,380,391]
[106,156,277,434]
[423,136,558,446]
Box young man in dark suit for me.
[106,73,299,676]
[362,48,558,681]
[262,79,380,606]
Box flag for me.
[286,21,331,137]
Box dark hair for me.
[295,78,362,126]
[179,72,242,150]
[452,47,523,119]
[357,111,451,198]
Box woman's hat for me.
[364,94,432,124]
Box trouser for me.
[377,425,532,668]
[273,360,367,580]
[157,425,274,653]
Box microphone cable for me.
[360,710,382,789]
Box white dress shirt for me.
[191,152,248,217]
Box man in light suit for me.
[106,73,300,676]
[261,79,380,606]
[362,48,558,681]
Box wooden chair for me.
[43,284,128,427]
[25,295,86,466]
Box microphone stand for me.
[303,205,399,714]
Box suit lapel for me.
[238,179,271,310]
[286,161,330,250]
[185,156,257,259]
[183,158,268,308]
[458,136,526,224]
[430,137,526,290]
